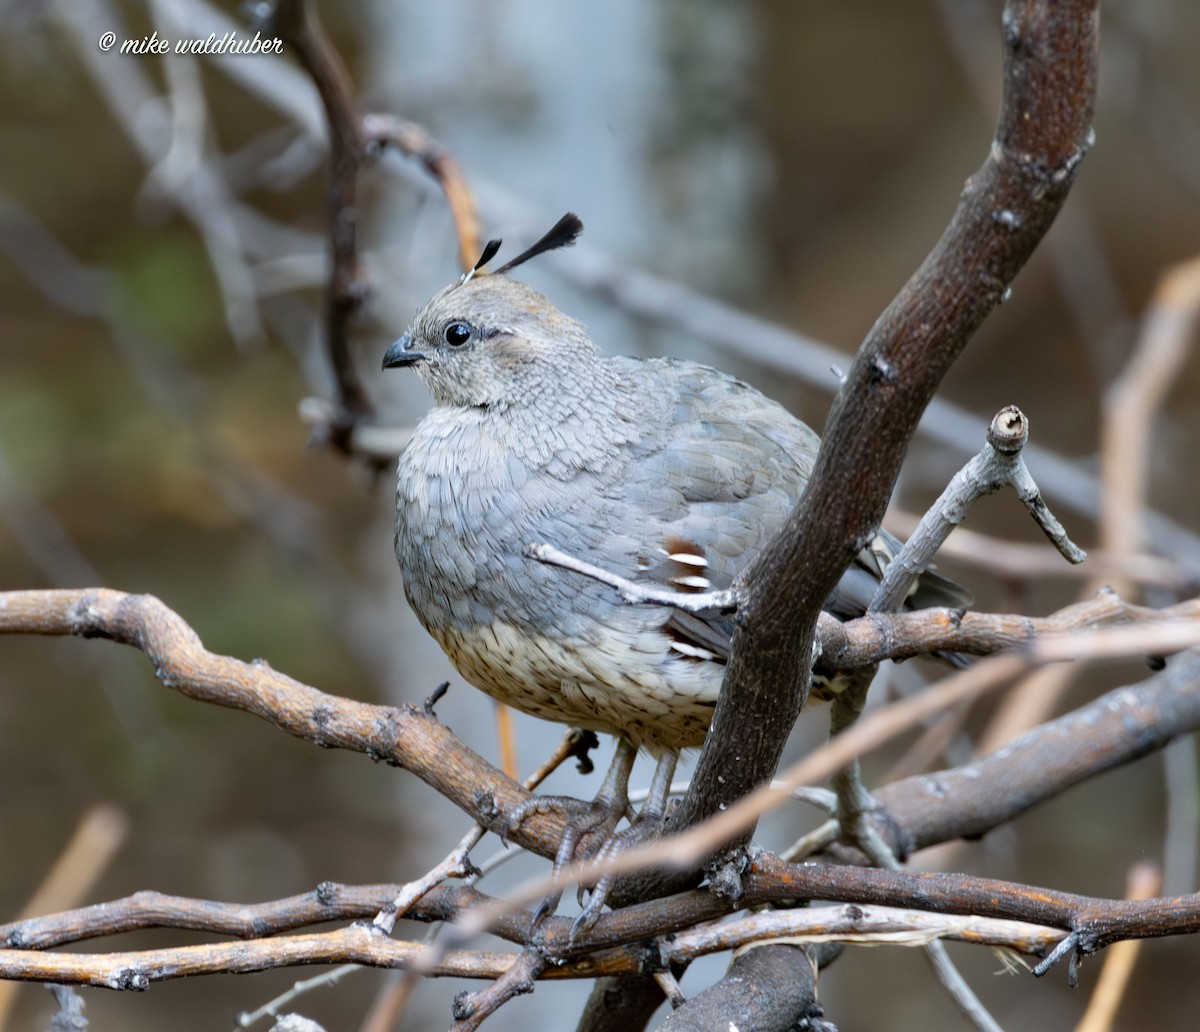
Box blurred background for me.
[2,0,1200,1029]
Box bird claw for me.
[531,889,563,935]
[570,902,601,942]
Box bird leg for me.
[515,737,639,933]
[571,748,679,939]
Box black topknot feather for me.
[491,213,584,276]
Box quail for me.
[383,214,969,925]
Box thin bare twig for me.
[0,923,631,989]
[0,805,128,1029]
[268,0,372,452]
[361,113,482,270]
[661,904,1061,962]
[1101,254,1200,599]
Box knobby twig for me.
[660,904,1061,960]
[449,950,545,1031]
[873,404,1085,613]
[817,590,1200,668]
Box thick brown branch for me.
[0,589,565,859]
[869,646,1200,857]
[676,0,1100,852]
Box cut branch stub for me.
[871,403,1086,613]
[987,405,1029,454]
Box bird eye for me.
[443,321,472,348]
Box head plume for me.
[460,213,583,285]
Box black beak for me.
[382,334,427,369]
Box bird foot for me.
[521,790,630,933]
[569,806,669,940]
[516,739,641,938]
[565,749,679,942]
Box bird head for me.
[383,215,593,408]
